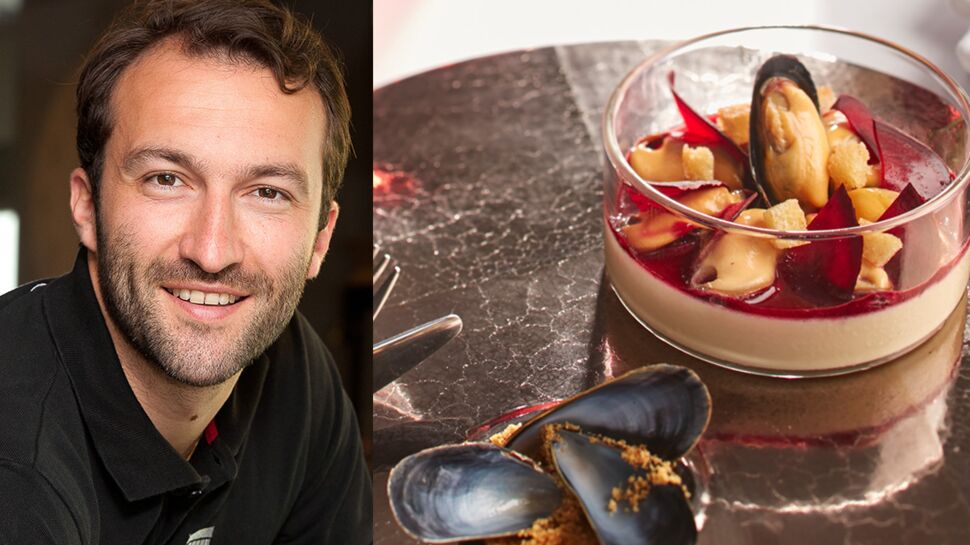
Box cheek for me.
[129,207,188,251]
[98,197,191,261]
[238,214,317,271]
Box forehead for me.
[107,41,327,184]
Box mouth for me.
[162,287,248,307]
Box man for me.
[0,1,371,543]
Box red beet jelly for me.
[609,184,967,319]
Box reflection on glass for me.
[696,296,964,514]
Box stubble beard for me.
[95,219,310,387]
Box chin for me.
[155,357,248,387]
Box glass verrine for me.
[602,26,970,377]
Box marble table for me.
[373,41,970,545]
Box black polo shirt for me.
[0,249,371,544]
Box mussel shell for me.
[551,429,697,545]
[505,364,711,462]
[387,443,563,543]
[748,54,821,206]
[752,55,820,111]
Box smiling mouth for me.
[163,287,247,306]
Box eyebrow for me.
[122,146,205,175]
[242,163,310,197]
[121,145,310,197]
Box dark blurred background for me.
[0,1,372,458]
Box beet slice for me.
[805,186,859,231]
[877,183,924,222]
[779,186,863,304]
[874,120,952,200]
[667,72,747,165]
[832,94,951,200]
[668,72,765,205]
[831,95,880,163]
[876,183,934,290]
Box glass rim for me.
[602,25,970,240]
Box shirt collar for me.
[42,248,264,502]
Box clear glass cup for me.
[602,26,970,377]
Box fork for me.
[372,244,463,388]
[373,244,400,320]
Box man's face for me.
[85,42,332,387]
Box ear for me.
[306,201,339,279]
[70,168,98,252]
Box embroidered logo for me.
[186,527,214,545]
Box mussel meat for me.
[749,54,831,209]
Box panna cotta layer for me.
[604,222,970,374]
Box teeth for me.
[166,288,241,306]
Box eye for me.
[253,187,289,202]
[147,172,184,188]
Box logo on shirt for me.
[186,527,214,545]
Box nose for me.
[178,189,244,273]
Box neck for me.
[86,252,239,459]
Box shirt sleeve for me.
[272,322,372,545]
[0,461,83,545]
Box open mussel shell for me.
[752,54,820,110]
[551,429,697,545]
[505,364,711,462]
[748,54,825,207]
[387,443,563,543]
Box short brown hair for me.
[76,0,351,218]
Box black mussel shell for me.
[551,429,697,545]
[505,364,711,462]
[752,55,820,111]
[748,54,821,206]
[387,443,563,543]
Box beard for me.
[95,218,311,387]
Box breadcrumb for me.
[862,231,903,268]
[828,140,871,191]
[486,424,690,545]
[682,145,715,181]
[489,423,523,448]
[488,495,598,545]
[856,261,893,292]
[716,103,751,146]
[763,199,809,249]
